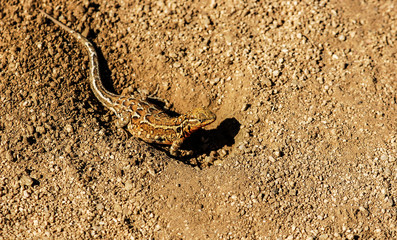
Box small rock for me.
[333,232,341,237]
[238,144,246,152]
[318,234,328,240]
[262,78,272,87]
[20,175,34,186]
[27,125,35,135]
[65,124,73,133]
[96,203,104,210]
[219,149,228,157]
[204,156,214,164]
[213,160,223,166]
[23,190,30,198]
[82,27,90,38]
[154,224,161,231]
[384,167,391,177]
[36,126,46,134]
[274,151,281,157]
[125,180,134,191]
[64,145,72,154]
[380,154,388,161]
[241,103,250,111]
[210,78,220,85]
[5,151,14,161]
[346,234,355,240]
[114,203,122,213]
[386,197,394,207]
[272,70,280,77]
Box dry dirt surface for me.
[1,0,396,239]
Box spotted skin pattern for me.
[39,10,216,156]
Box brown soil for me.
[1,0,396,239]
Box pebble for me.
[114,203,122,213]
[154,224,161,231]
[274,150,281,157]
[65,124,73,133]
[64,145,72,153]
[384,167,391,177]
[219,149,228,157]
[23,190,30,198]
[20,175,34,186]
[338,35,346,41]
[333,232,341,237]
[82,27,90,38]
[5,150,14,161]
[380,154,388,161]
[238,144,246,152]
[27,125,35,135]
[96,203,104,211]
[318,234,328,240]
[346,234,355,240]
[213,160,223,166]
[210,78,220,85]
[36,126,46,134]
[262,78,272,87]
[124,180,133,191]
[241,103,250,112]
[204,156,214,164]
[268,156,276,163]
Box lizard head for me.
[180,107,216,137]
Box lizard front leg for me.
[170,139,193,157]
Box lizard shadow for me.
[184,117,240,156]
[153,117,241,166]
[93,42,118,97]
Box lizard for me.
[38,9,216,156]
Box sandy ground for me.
[0,0,396,239]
